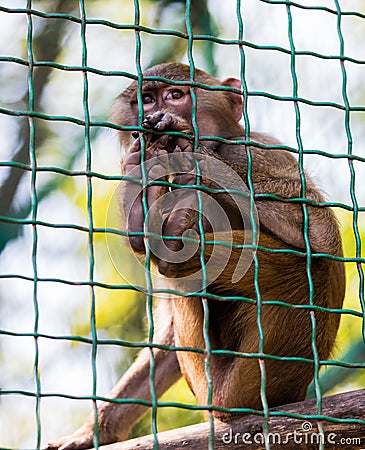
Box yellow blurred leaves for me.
[335,208,364,353]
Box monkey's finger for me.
[147,135,170,155]
[126,195,145,252]
[146,156,169,204]
[45,443,60,450]
[156,134,170,147]
[124,153,143,177]
[170,146,198,173]
[125,147,163,175]
[198,160,211,180]
[154,113,173,131]
[172,173,197,186]
[58,437,93,450]
[157,199,201,276]
[173,141,193,154]
[147,184,168,214]
[174,137,193,153]
[46,433,93,450]
[142,111,164,128]
[148,163,168,181]
[128,137,141,154]
[161,208,188,253]
[162,192,197,237]
[129,134,154,150]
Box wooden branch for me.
[97,388,365,449]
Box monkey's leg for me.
[168,229,336,415]
[46,301,181,450]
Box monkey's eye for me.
[142,93,155,104]
[167,89,184,100]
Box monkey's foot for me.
[46,433,94,450]
[46,425,122,450]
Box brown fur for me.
[47,63,345,449]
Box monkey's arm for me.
[216,142,342,256]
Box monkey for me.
[47,62,345,450]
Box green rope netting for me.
[0,1,364,450]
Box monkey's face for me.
[111,63,244,151]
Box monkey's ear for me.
[222,78,243,122]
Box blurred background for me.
[0,0,364,447]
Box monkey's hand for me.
[122,135,245,278]
[143,145,252,279]
[142,111,193,152]
[146,148,217,277]
[122,135,171,253]
[121,133,211,257]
